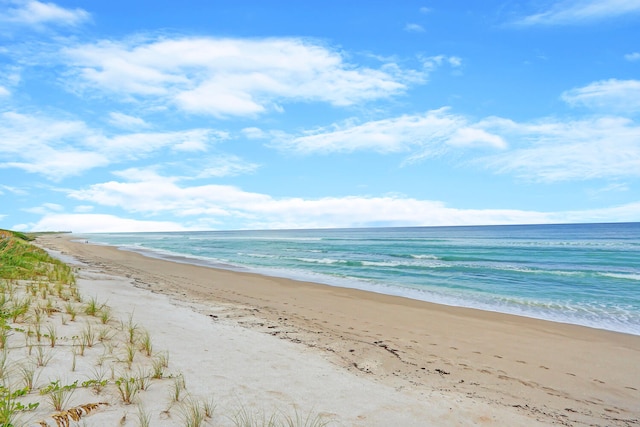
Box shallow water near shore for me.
[78,222,640,335]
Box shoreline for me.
[75,228,640,337]
[37,233,640,426]
[109,240,640,337]
[81,238,640,337]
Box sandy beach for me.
[34,233,640,426]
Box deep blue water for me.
[78,222,640,335]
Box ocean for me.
[77,222,640,336]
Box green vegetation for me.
[0,229,73,283]
[0,230,332,426]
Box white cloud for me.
[404,23,425,33]
[561,79,640,113]
[62,36,424,117]
[447,128,507,149]
[586,182,629,198]
[31,213,188,233]
[63,170,640,230]
[241,127,267,139]
[3,151,108,179]
[24,202,64,214]
[421,55,462,71]
[2,0,90,27]
[100,129,224,157]
[271,109,504,157]
[478,116,640,181]
[73,205,94,213]
[0,111,226,179]
[0,66,21,95]
[554,201,640,224]
[108,112,150,130]
[68,170,267,217]
[0,112,109,178]
[65,171,547,228]
[0,184,27,195]
[514,0,640,25]
[271,107,640,183]
[625,52,640,61]
[194,155,260,178]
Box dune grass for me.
[0,230,332,426]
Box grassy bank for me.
[0,231,329,427]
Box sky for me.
[0,0,639,232]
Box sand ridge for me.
[37,234,640,426]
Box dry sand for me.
[35,234,640,426]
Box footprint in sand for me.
[516,360,526,364]
[539,365,549,370]
[593,379,605,384]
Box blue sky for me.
[1,0,639,232]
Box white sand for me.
[29,247,545,426]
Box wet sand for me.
[37,234,640,426]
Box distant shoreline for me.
[75,222,640,336]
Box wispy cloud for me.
[421,55,462,70]
[0,111,228,180]
[562,79,640,113]
[193,155,260,178]
[0,66,21,95]
[61,36,426,118]
[271,104,640,183]
[0,184,27,195]
[108,112,151,130]
[270,109,505,157]
[513,0,640,26]
[586,182,629,198]
[1,0,90,28]
[0,111,108,179]
[625,52,640,61]
[478,116,640,181]
[23,202,64,215]
[404,23,425,33]
[241,127,267,139]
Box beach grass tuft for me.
[115,374,140,405]
[84,296,104,317]
[138,328,153,357]
[178,396,206,427]
[136,402,151,427]
[40,380,77,411]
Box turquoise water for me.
[78,222,640,335]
